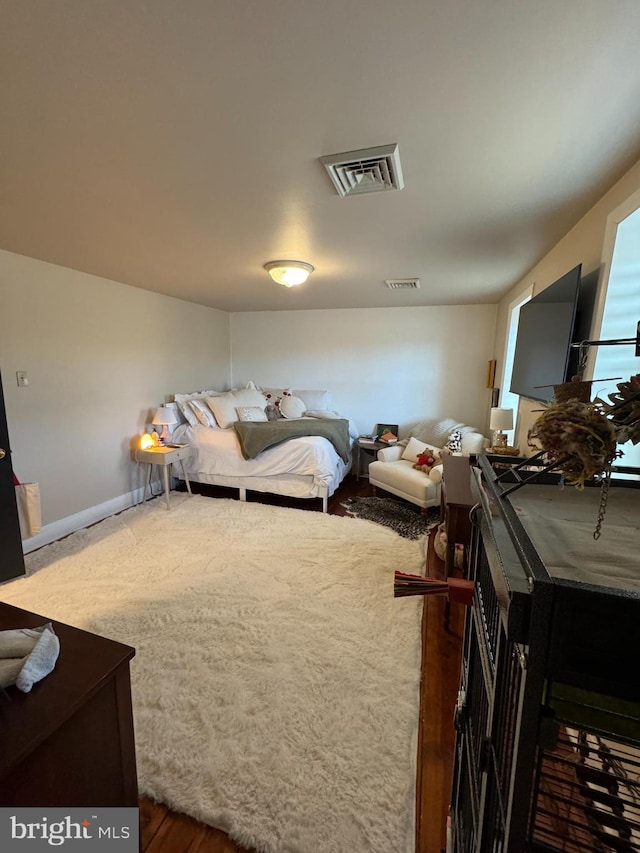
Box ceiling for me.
[2,1,640,313]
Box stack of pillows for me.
[172,384,336,430]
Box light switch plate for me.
[16,371,28,387]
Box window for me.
[499,287,532,443]
[592,197,640,471]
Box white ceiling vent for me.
[385,278,420,290]
[320,143,404,197]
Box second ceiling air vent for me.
[320,143,404,197]
[385,278,420,290]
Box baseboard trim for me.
[22,481,162,554]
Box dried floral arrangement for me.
[528,374,640,538]
[530,399,620,489]
[595,374,640,446]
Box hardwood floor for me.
[142,476,464,852]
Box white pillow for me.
[205,392,239,429]
[401,436,429,462]
[304,409,342,419]
[461,432,488,454]
[237,406,268,422]
[190,399,217,428]
[174,390,220,427]
[410,418,476,448]
[279,395,307,419]
[206,389,267,428]
[233,387,268,409]
[294,389,330,410]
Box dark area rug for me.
[342,496,440,540]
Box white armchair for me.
[368,441,443,511]
[368,429,488,512]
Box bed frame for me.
[175,470,334,513]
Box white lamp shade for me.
[489,407,514,431]
[152,406,178,426]
[264,260,314,287]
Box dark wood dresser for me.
[0,603,138,807]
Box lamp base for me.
[492,431,508,449]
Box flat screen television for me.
[510,264,583,403]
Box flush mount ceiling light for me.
[264,260,314,288]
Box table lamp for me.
[152,406,178,444]
[489,407,513,449]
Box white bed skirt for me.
[173,464,351,512]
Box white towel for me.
[0,623,60,692]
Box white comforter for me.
[172,420,353,488]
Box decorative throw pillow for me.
[401,436,429,462]
[446,430,463,454]
[258,388,330,416]
[279,395,307,419]
[206,388,267,428]
[261,388,293,417]
[189,399,217,428]
[236,406,268,422]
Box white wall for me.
[0,250,231,528]
[230,306,497,437]
[493,157,640,449]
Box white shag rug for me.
[2,495,425,853]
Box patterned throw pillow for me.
[236,406,268,422]
[446,429,463,454]
[261,388,293,417]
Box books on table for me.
[358,435,379,445]
[378,432,398,444]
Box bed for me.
[164,386,359,512]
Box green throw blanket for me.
[234,419,351,463]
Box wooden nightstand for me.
[355,439,386,481]
[134,445,193,509]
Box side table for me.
[440,455,475,578]
[134,445,193,510]
[355,439,386,481]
